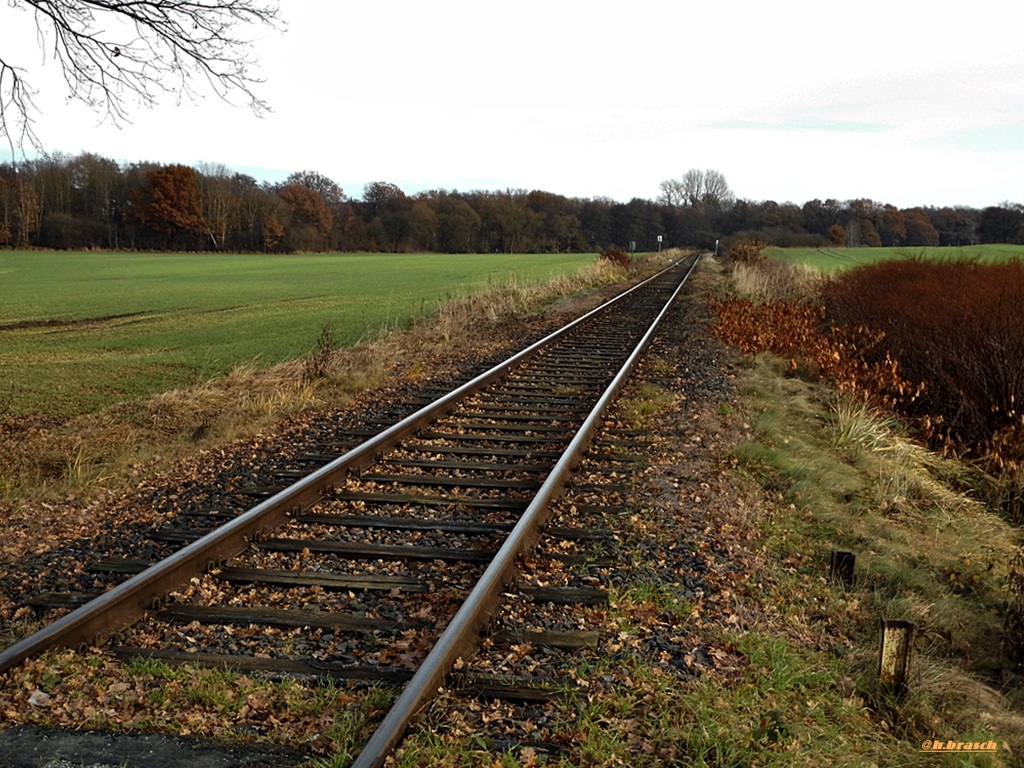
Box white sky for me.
[4,0,1024,208]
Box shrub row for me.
[712,256,1024,518]
[710,298,920,412]
[820,258,1024,470]
[715,256,1024,667]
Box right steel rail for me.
[350,253,701,768]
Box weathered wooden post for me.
[830,550,856,589]
[879,619,915,696]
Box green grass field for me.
[0,251,596,420]
[765,243,1024,270]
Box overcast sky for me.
[4,1,1024,208]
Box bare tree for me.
[701,170,734,209]
[656,178,685,207]
[1,0,281,150]
[658,169,734,210]
[680,169,706,207]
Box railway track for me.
[0,253,700,765]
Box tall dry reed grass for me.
[731,259,824,304]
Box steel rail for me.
[349,254,701,768]
[0,256,693,675]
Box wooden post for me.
[879,619,915,696]
[830,550,856,589]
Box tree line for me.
[0,154,1017,253]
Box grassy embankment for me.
[698,249,1024,765]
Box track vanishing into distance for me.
[0,253,700,766]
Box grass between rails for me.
[0,251,596,421]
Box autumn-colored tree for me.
[579,197,614,246]
[363,181,406,216]
[278,182,332,251]
[340,210,371,251]
[361,181,413,251]
[759,200,782,229]
[430,192,481,253]
[527,190,583,252]
[477,190,539,253]
[977,204,1024,244]
[128,164,205,245]
[827,224,847,246]
[290,173,346,250]
[408,200,439,251]
[801,198,841,236]
[846,200,882,247]
[262,212,285,252]
[876,204,906,246]
[934,207,975,246]
[751,199,808,235]
[609,198,667,252]
[902,207,939,246]
[287,171,344,205]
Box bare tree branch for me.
[2,0,281,152]
[659,169,735,211]
[0,56,41,154]
[657,178,684,207]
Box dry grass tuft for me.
[731,259,824,304]
[908,658,1024,749]
[830,396,981,518]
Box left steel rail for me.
[0,256,692,676]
